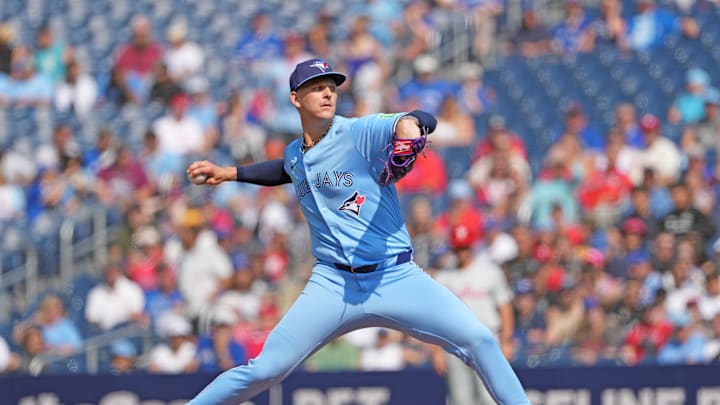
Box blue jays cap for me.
[289,59,346,92]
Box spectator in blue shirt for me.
[196,312,246,372]
[658,311,707,365]
[33,295,83,355]
[551,0,595,54]
[397,54,458,115]
[233,12,283,65]
[669,68,713,125]
[626,0,698,51]
[552,103,605,152]
[145,264,184,332]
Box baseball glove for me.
[379,126,429,186]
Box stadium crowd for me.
[2,0,720,377]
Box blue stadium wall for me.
[3,365,720,405]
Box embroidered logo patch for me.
[338,191,366,216]
[309,61,330,72]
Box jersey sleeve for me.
[350,113,405,163]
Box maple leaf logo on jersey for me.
[309,60,330,72]
[338,191,366,216]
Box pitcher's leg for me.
[188,273,357,405]
[366,264,530,405]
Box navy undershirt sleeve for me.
[236,159,292,186]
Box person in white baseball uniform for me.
[433,223,515,405]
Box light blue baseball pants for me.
[188,261,530,405]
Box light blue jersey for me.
[284,114,411,267]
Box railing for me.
[0,204,119,320]
[28,322,153,375]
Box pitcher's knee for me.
[246,357,293,385]
[465,325,500,352]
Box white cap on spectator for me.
[157,313,192,337]
[186,76,209,94]
[414,54,438,74]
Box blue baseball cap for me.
[289,59,346,92]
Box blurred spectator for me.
[571,301,613,366]
[304,337,361,372]
[144,263,184,330]
[657,311,707,365]
[15,326,47,374]
[511,278,546,365]
[85,261,146,331]
[114,15,163,94]
[397,54,457,115]
[0,22,12,74]
[148,313,198,373]
[669,68,713,125]
[97,145,153,207]
[660,182,715,245]
[343,15,389,116]
[433,224,514,405]
[635,114,681,186]
[153,93,206,156]
[552,103,605,153]
[506,225,541,283]
[664,259,705,316]
[164,21,203,83]
[263,32,312,137]
[576,138,634,226]
[528,148,580,230]
[32,295,82,354]
[395,147,448,200]
[0,168,26,219]
[109,339,138,374]
[222,91,267,163]
[614,103,644,148]
[433,180,483,244]
[592,0,628,48]
[34,24,72,84]
[233,12,283,65]
[432,95,475,147]
[212,255,262,325]
[149,63,182,106]
[186,76,219,147]
[622,300,672,365]
[128,225,165,290]
[551,0,596,54]
[699,273,720,321]
[704,314,720,362]
[307,14,333,59]
[473,115,527,160]
[196,312,246,372]
[468,145,530,213]
[546,279,585,346]
[457,62,495,117]
[510,8,552,58]
[693,88,720,159]
[0,335,20,374]
[360,329,405,371]
[54,60,98,117]
[405,197,435,269]
[394,1,434,68]
[466,0,504,62]
[4,46,53,105]
[103,65,136,105]
[164,208,232,322]
[482,219,519,266]
[626,0,698,51]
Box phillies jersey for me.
[283,114,412,267]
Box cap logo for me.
[310,61,330,72]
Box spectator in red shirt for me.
[622,301,673,365]
[113,15,163,100]
[474,115,527,160]
[395,147,448,197]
